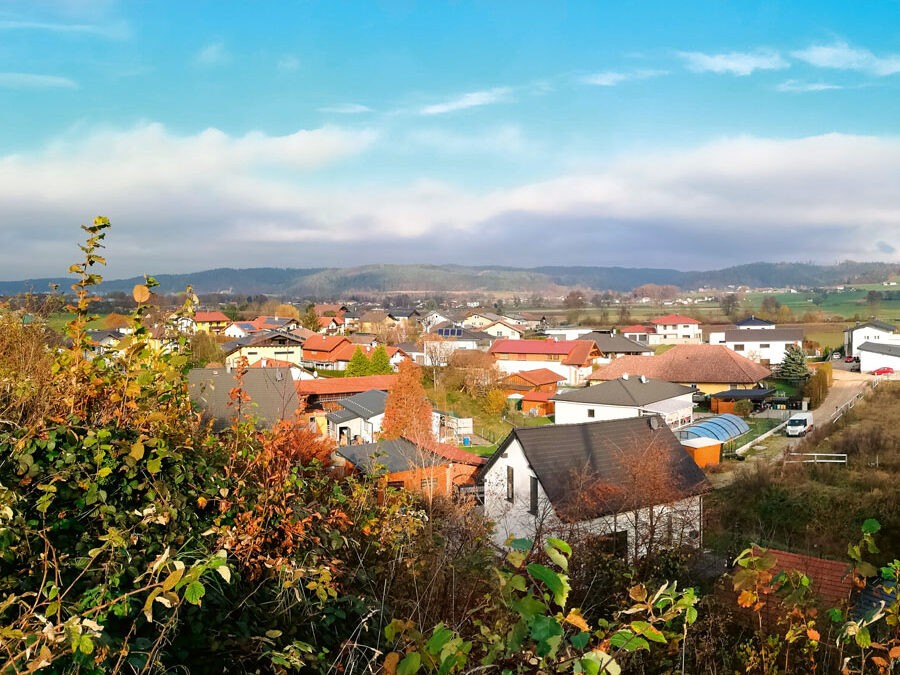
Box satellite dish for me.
[649,417,660,430]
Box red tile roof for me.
[423,439,486,466]
[248,358,297,369]
[650,314,700,325]
[302,335,350,354]
[318,316,344,327]
[522,390,554,402]
[194,311,230,323]
[488,339,599,366]
[588,344,771,384]
[621,324,653,333]
[763,548,853,608]
[295,374,398,396]
[290,327,318,339]
[513,368,566,386]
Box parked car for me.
[786,412,815,437]
[844,355,856,363]
[872,367,895,375]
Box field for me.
[743,286,900,321]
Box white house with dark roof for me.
[857,342,900,374]
[326,389,388,445]
[479,417,710,556]
[716,327,804,366]
[552,376,695,428]
[844,320,898,357]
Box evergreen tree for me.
[369,344,393,374]
[345,346,371,377]
[300,304,320,331]
[778,344,809,379]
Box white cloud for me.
[0,73,78,89]
[419,87,512,115]
[277,55,300,72]
[776,79,843,92]
[792,41,900,76]
[1,128,899,277]
[319,103,373,114]
[679,49,789,76]
[582,69,667,86]
[404,125,529,156]
[195,41,229,66]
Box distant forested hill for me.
[1,261,896,297]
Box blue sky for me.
[2,0,900,280]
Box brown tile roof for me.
[489,339,599,365]
[512,368,566,386]
[290,327,318,339]
[763,548,853,608]
[588,344,771,384]
[295,374,398,396]
[621,324,653,333]
[248,358,298,369]
[302,335,350,354]
[194,311,230,323]
[650,314,700,325]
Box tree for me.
[300,303,320,331]
[777,344,810,379]
[720,293,740,318]
[188,330,225,367]
[381,360,433,441]
[345,346,371,377]
[866,290,883,310]
[369,344,393,374]
[564,290,586,309]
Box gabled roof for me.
[621,324,653,334]
[485,319,526,333]
[327,389,388,422]
[194,311,230,323]
[252,316,297,330]
[290,327,318,340]
[846,320,896,334]
[580,331,654,354]
[753,548,853,608]
[480,417,709,520]
[302,335,350,354]
[466,311,502,322]
[552,377,695,406]
[314,303,347,316]
[509,368,566,387]
[588,345,771,385]
[723,328,804,342]
[222,329,305,355]
[650,314,700,325]
[318,315,344,327]
[248,357,300,369]
[857,341,900,357]
[188,367,298,430]
[488,339,599,365]
[338,437,484,474]
[295,374,398,397]
[735,315,774,327]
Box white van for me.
[786,412,814,437]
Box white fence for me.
[784,453,848,465]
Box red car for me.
[871,367,894,376]
[844,355,856,363]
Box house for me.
[579,331,655,362]
[188,366,299,430]
[317,315,345,335]
[479,417,710,555]
[648,314,703,344]
[715,328,804,366]
[552,376,696,428]
[620,324,655,344]
[335,437,485,498]
[420,310,455,332]
[482,319,527,340]
[588,344,772,396]
[857,342,900,374]
[488,338,603,386]
[734,315,775,329]
[193,311,231,334]
[223,316,299,338]
[461,311,502,330]
[415,327,495,367]
[294,374,398,413]
[314,303,348,317]
[503,368,566,416]
[85,329,123,356]
[359,310,398,335]
[326,389,388,445]
[301,335,408,371]
[247,357,316,381]
[844,320,898,357]
[223,330,306,369]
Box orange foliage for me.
[381,360,433,442]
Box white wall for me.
[494,358,591,386]
[725,339,798,365]
[554,401,640,425]
[330,412,384,444]
[846,327,897,356]
[859,349,900,374]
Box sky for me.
[2,0,900,280]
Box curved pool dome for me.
[677,413,750,442]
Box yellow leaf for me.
[383,652,400,675]
[133,284,150,303]
[161,566,184,592]
[564,610,590,632]
[737,590,756,608]
[129,442,144,461]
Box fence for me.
[784,453,848,464]
[830,378,882,424]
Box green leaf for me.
[861,519,881,535]
[546,537,572,556]
[544,545,568,572]
[685,606,698,625]
[79,635,94,654]
[507,537,533,551]
[396,651,421,675]
[570,631,590,650]
[183,581,205,605]
[147,458,162,474]
[527,563,570,607]
[855,626,871,648]
[630,621,666,644]
[581,651,621,675]
[610,629,649,652]
[507,574,527,592]
[426,625,454,655]
[129,442,144,461]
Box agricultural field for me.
[743,286,900,321]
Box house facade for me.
[326,389,387,444]
[223,330,305,369]
[648,314,703,344]
[488,338,603,386]
[552,376,695,428]
[503,368,566,416]
[844,320,898,357]
[479,418,710,557]
[718,328,804,366]
[857,342,900,374]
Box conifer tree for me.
[345,346,371,377]
[778,344,809,379]
[381,360,433,441]
[369,344,393,374]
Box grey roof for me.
[580,331,654,354]
[188,367,298,430]
[222,329,305,355]
[552,377,695,406]
[480,417,709,520]
[337,438,442,474]
[326,389,387,423]
[735,315,775,327]
[856,341,900,357]
[723,327,804,342]
[709,388,776,400]
[846,320,896,334]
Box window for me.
[506,466,514,502]
[387,481,405,490]
[587,408,595,418]
[420,477,437,490]
[529,476,538,515]
[733,344,745,351]
[760,343,770,349]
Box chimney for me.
[622,373,629,380]
[639,375,648,383]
